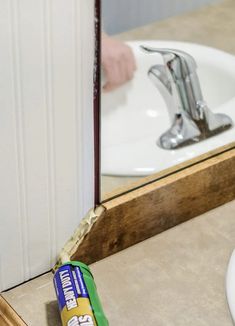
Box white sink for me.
[101,41,235,176]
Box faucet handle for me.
[141,44,205,120]
[141,45,197,80]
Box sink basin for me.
[101,41,235,176]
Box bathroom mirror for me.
[100,0,235,201]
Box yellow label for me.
[61,297,97,326]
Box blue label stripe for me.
[75,266,89,298]
[54,265,80,311]
[54,266,67,311]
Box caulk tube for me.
[53,261,109,326]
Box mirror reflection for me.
[100,0,235,201]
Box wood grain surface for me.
[72,148,235,264]
[0,296,26,326]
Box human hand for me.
[101,33,137,92]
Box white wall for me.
[0,0,95,291]
[102,0,220,35]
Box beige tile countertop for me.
[3,200,235,325]
[116,0,235,54]
[102,0,235,198]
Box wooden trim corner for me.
[71,148,235,265]
[0,296,26,326]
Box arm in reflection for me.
[101,32,136,92]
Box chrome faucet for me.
[141,45,233,150]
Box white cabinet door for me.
[0,0,95,291]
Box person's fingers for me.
[119,57,129,85]
[126,60,135,81]
[103,83,114,92]
[114,47,135,86]
[116,46,136,83]
[103,59,123,91]
[104,59,134,91]
[101,34,137,92]
[125,47,137,80]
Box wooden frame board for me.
[72,147,235,264]
[0,296,26,326]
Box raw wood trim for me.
[72,148,235,264]
[0,296,26,326]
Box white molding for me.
[0,0,95,291]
